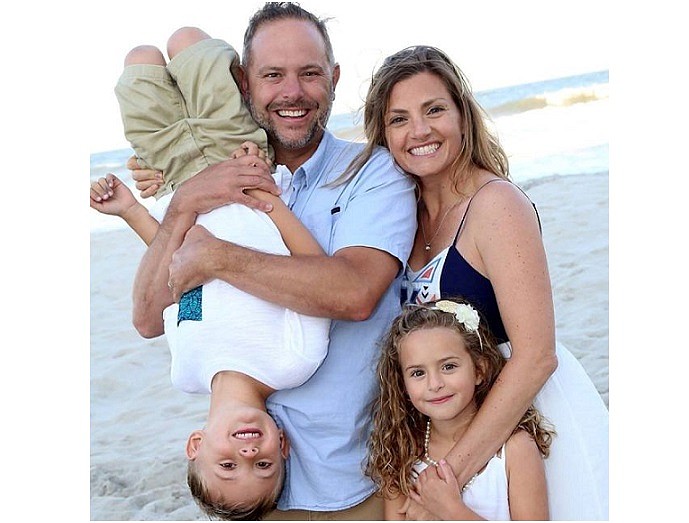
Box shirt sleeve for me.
[330,149,417,268]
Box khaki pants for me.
[114,38,269,198]
[264,493,384,521]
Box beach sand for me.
[90,171,608,520]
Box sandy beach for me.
[89,171,608,520]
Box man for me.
[132,2,416,519]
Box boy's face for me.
[186,406,290,507]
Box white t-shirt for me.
[152,167,330,393]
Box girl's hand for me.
[126,155,163,199]
[230,140,273,169]
[90,173,139,217]
[409,460,466,520]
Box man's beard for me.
[246,96,332,150]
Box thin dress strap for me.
[453,179,504,243]
[453,178,542,243]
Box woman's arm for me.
[246,188,324,255]
[443,181,557,487]
[505,431,549,520]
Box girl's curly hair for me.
[365,299,554,497]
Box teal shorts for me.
[114,38,270,198]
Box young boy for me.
[90,27,330,520]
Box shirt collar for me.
[293,130,334,189]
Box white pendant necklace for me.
[419,199,463,251]
[424,419,479,493]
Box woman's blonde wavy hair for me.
[366,299,554,498]
[336,45,510,189]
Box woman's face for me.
[384,71,464,181]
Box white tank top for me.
[411,445,510,520]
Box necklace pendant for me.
[424,244,431,251]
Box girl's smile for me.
[398,326,481,423]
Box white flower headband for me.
[433,300,483,351]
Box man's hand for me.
[167,225,220,301]
[127,155,163,199]
[171,155,280,215]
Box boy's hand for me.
[126,155,163,199]
[230,140,273,169]
[90,173,139,217]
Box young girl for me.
[89,27,330,520]
[367,299,555,520]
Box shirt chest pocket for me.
[296,206,342,255]
[299,210,334,255]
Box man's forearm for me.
[206,240,398,321]
[132,203,197,337]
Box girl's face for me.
[383,71,464,181]
[398,326,481,422]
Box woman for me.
[353,46,608,520]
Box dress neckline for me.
[406,246,451,276]
[409,179,509,276]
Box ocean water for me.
[90,70,608,232]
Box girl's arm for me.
[90,173,160,245]
[246,188,324,256]
[505,431,549,520]
[118,204,159,246]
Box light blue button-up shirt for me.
[266,131,417,511]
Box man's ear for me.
[331,63,341,92]
[235,64,249,98]
[186,430,204,460]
